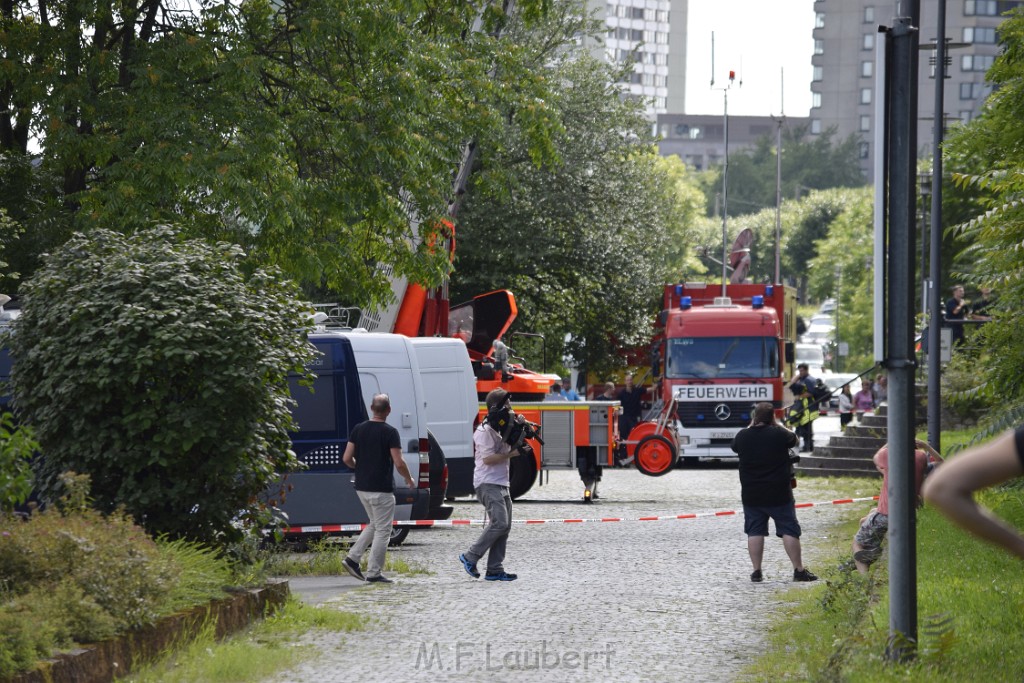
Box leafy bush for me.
[0,486,244,677]
[0,412,35,511]
[7,226,315,544]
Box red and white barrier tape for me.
[286,495,880,535]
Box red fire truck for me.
[626,282,797,474]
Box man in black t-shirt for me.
[732,402,818,584]
[341,393,414,584]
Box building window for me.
[965,0,998,16]
[859,142,870,159]
[811,119,822,134]
[959,110,973,122]
[654,96,666,110]
[813,66,824,81]
[814,39,824,55]
[863,33,875,50]
[656,31,668,44]
[959,82,992,99]
[815,12,826,28]
[630,7,645,19]
[812,92,822,108]
[655,53,667,66]
[861,61,874,77]
[860,88,872,104]
[689,126,704,140]
[962,54,995,71]
[864,6,875,22]
[963,26,997,43]
[860,115,871,131]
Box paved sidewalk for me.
[269,466,870,683]
[285,575,365,607]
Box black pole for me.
[886,0,920,662]
[927,0,947,453]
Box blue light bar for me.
[752,295,764,308]
[680,296,692,310]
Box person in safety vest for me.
[786,383,817,453]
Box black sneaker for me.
[793,568,819,582]
[343,557,365,581]
[484,572,518,582]
[750,569,763,583]
[366,575,394,584]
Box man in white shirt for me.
[459,388,522,582]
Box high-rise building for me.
[582,0,677,118]
[811,0,1022,180]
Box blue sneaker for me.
[459,553,480,578]
[484,571,518,582]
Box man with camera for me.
[459,388,526,582]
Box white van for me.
[276,330,432,545]
[409,337,478,498]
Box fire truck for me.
[625,282,797,473]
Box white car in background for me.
[801,323,834,346]
[795,342,829,377]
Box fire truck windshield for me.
[665,337,778,379]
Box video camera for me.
[501,411,544,449]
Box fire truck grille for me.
[676,402,754,428]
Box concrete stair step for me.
[797,454,879,472]
[843,424,888,439]
[796,467,882,479]
[828,435,886,449]
[860,415,888,428]
[815,445,881,460]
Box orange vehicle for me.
[448,290,619,499]
[624,282,798,474]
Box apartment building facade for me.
[811,0,1022,180]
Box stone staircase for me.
[795,405,888,479]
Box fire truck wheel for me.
[634,434,678,477]
[389,526,410,546]
[508,448,538,500]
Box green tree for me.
[0,1,557,309]
[452,4,702,375]
[7,226,315,544]
[943,7,1024,426]
[703,124,864,218]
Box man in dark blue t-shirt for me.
[341,393,414,584]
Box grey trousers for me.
[465,483,512,573]
[347,490,395,579]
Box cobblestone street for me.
[275,446,875,683]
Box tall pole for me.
[775,69,784,285]
[927,0,947,453]
[886,0,921,662]
[721,88,729,298]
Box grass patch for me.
[122,597,364,683]
[744,471,1024,681]
[260,537,430,577]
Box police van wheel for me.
[635,435,678,477]
[389,527,410,546]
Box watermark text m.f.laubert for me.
[415,640,615,673]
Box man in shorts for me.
[853,439,943,572]
[732,402,818,583]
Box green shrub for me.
[0,609,54,678]
[0,413,35,512]
[0,501,241,677]
[7,226,316,545]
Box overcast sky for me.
[685,1,816,117]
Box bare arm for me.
[342,442,356,469]
[390,448,415,489]
[482,447,519,465]
[923,430,1024,561]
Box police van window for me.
[289,375,337,433]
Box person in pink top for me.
[852,439,943,573]
[851,378,875,423]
